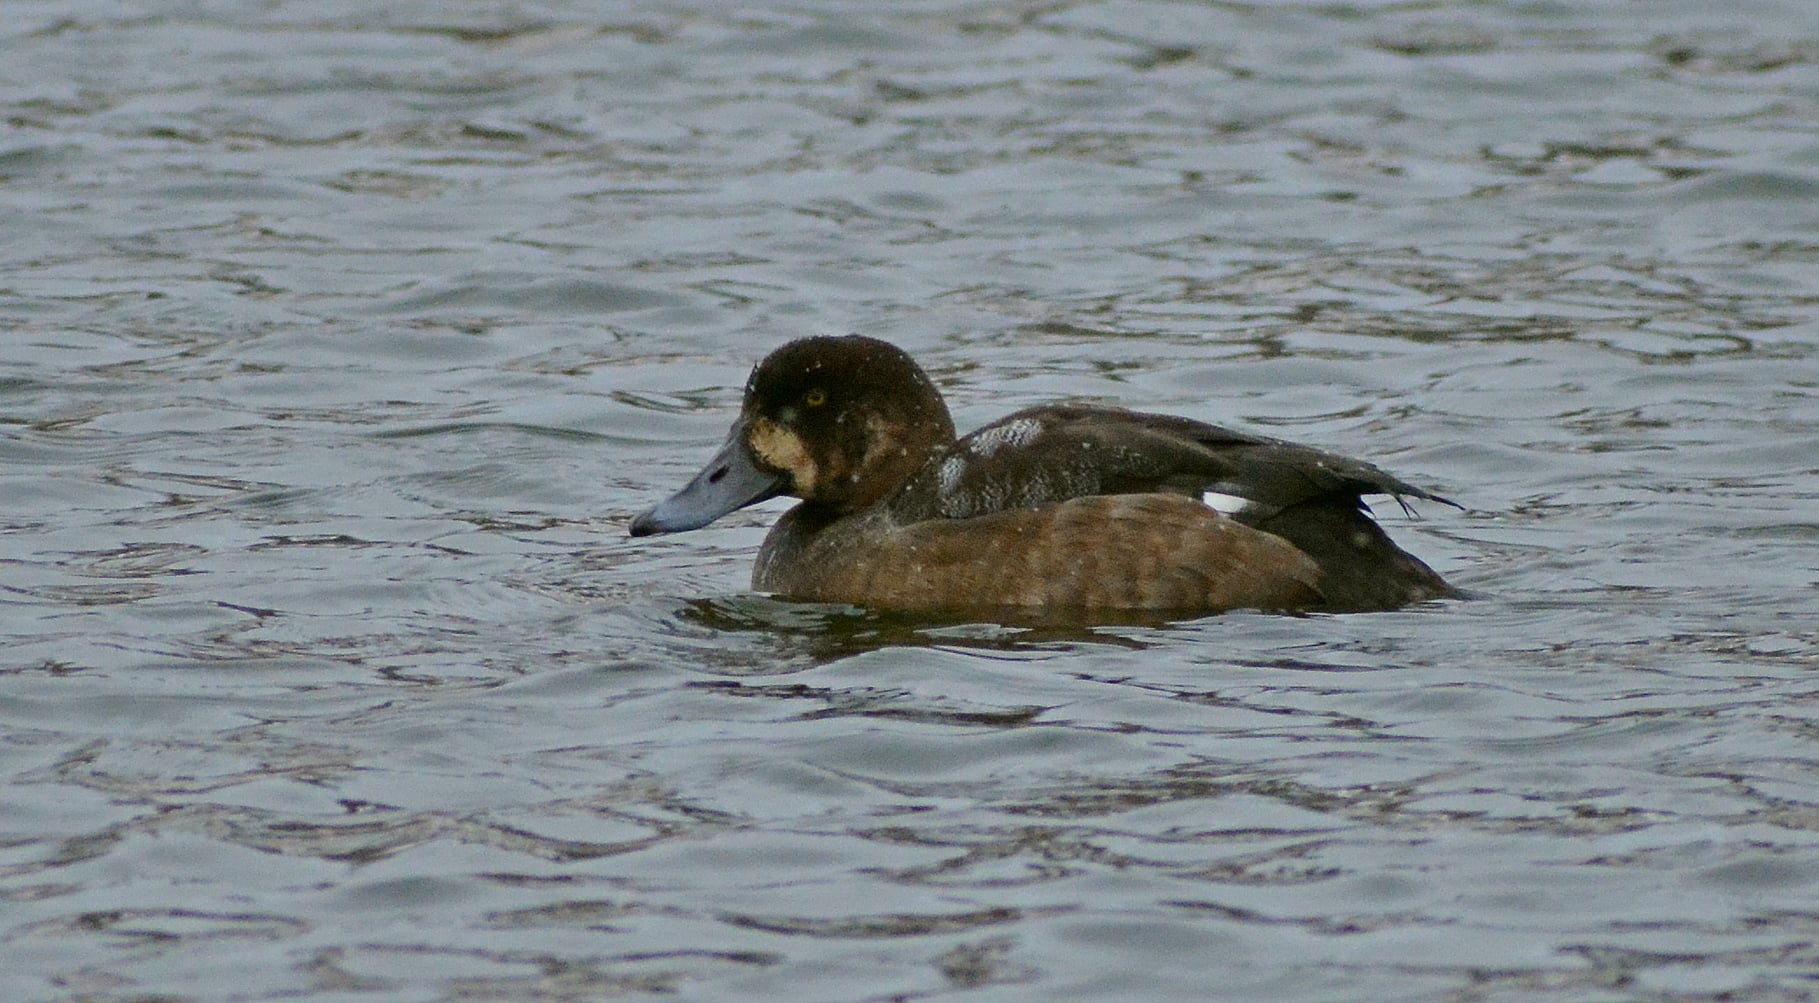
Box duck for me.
[629,335,1460,615]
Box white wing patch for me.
[1200,490,1253,516]
[967,417,1042,458]
[937,455,965,497]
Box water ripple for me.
[4,1,1819,1000]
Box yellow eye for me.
[803,388,827,407]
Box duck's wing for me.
[902,404,1458,522]
[764,493,1326,614]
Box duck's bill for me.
[629,432,785,536]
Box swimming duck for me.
[630,335,1459,614]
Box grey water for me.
[3,2,1817,1000]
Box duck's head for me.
[629,335,955,536]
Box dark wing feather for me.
[897,404,1456,521]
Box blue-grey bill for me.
[629,432,785,536]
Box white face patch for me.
[967,417,1042,458]
[748,417,817,493]
[1200,491,1253,516]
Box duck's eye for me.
[803,388,827,408]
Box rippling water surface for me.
[4,2,1818,1000]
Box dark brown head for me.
[629,336,955,536]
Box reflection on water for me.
[678,594,1200,660]
[3,1,1818,1001]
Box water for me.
[3,2,1817,1000]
